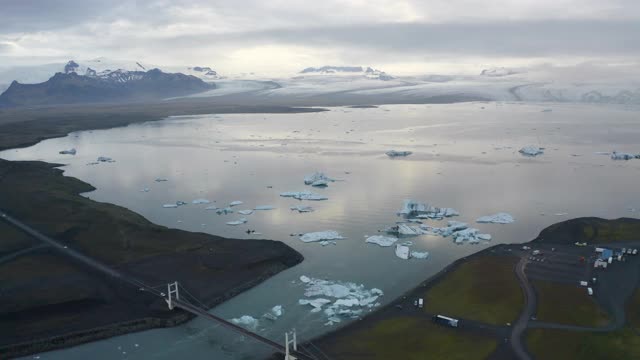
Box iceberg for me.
[290,205,314,213]
[97,156,115,162]
[155,178,169,182]
[611,151,639,160]
[395,244,411,259]
[304,172,335,186]
[59,148,76,155]
[162,204,178,208]
[398,200,459,219]
[262,305,284,321]
[280,191,328,201]
[192,199,210,204]
[519,146,544,156]
[230,315,259,331]
[386,223,428,236]
[238,210,254,215]
[365,235,398,247]
[205,205,218,210]
[411,251,430,259]
[254,205,275,210]
[226,218,248,225]
[216,207,233,215]
[420,221,491,244]
[229,200,243,206]
[300,231,344,243]
[386,150,412,157]
[476,213,515,224]
[140,187,150,192]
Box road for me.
[510,256,534,360]
[0,211,320,360]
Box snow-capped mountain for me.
[299,65,394,81]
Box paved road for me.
[510,257,534,360]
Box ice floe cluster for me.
[280,191,328,201]
[299,231,344,243]
[476,212,515,224]
[230,305,285,331]
[611,151,640,160]
[420,221,492,244]
[298,276,383,326]
[398,199,459,219]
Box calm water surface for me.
[3,103,640,359]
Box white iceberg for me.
[395,244,411,259]
[226,218,248,225]
[385,223,427,236]
[140,187,150,193]
[386,150,412,157]
[162,204,178,208]
[611,151,639,160]
[304,172,335,185]
[280,191,328,201]
[365,235,398,247]
[262,305,284,321]
[398,199,459,219]
[290,205,314,213]
[59,148,76,155]
[229,200,243,206]
[300,231,344,243]
[300,275,312,283]
[519,146,544,156]
[254,205,275,210]
[411,251,430,259]
[238,210,254,215]
[155,178,169,182]
[205,205,218,210]
[192,199,211,204]
[476,213,515,224]
[230,315,259,331]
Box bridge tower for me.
[166,281,179,310]
[284,329,298,360]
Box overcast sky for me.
[1,0,639,75]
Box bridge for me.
[1,211,330,360]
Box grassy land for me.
[325,317,497,360]
[527,328,640,360]
[535,217,640,245]
[423,255,523,325]
[533,280,610,327]
[628,289,640,328]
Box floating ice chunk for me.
[155,178,168,182]
[229,201,243,206]
[398,199,459,219]
[176,201,187,206]
[395,244,411,259]
[192,199,211,204]
[216,207,233,215]
[263,305,284,321]
[254,205,275,210]
[334,298,360,307]
[226,218,248,225]
[205,205,218,210]
[59,148,77,155]
[238,210,254,215]
[281,191,328,201]
[97,156,114,162]
[386,150,412,157]
[477,234,492,241]
[300,231,344,243]
[411,251,430,259]
[519,146,544,156]
[162,204,178,208]
[386,223,427,236]
[476,213,515,224]
[300,275,311,283]
[611,151,639,160]
[304,172,335,185]
[140,187,150,192]
[230,315,259,331]
[299,298,332,309]
[541,109,553,112]
[290,205,314,213]
[452,228,491,244]
[320,240,337,246]
[366,235,398,247]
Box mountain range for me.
[0,67,215,107]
